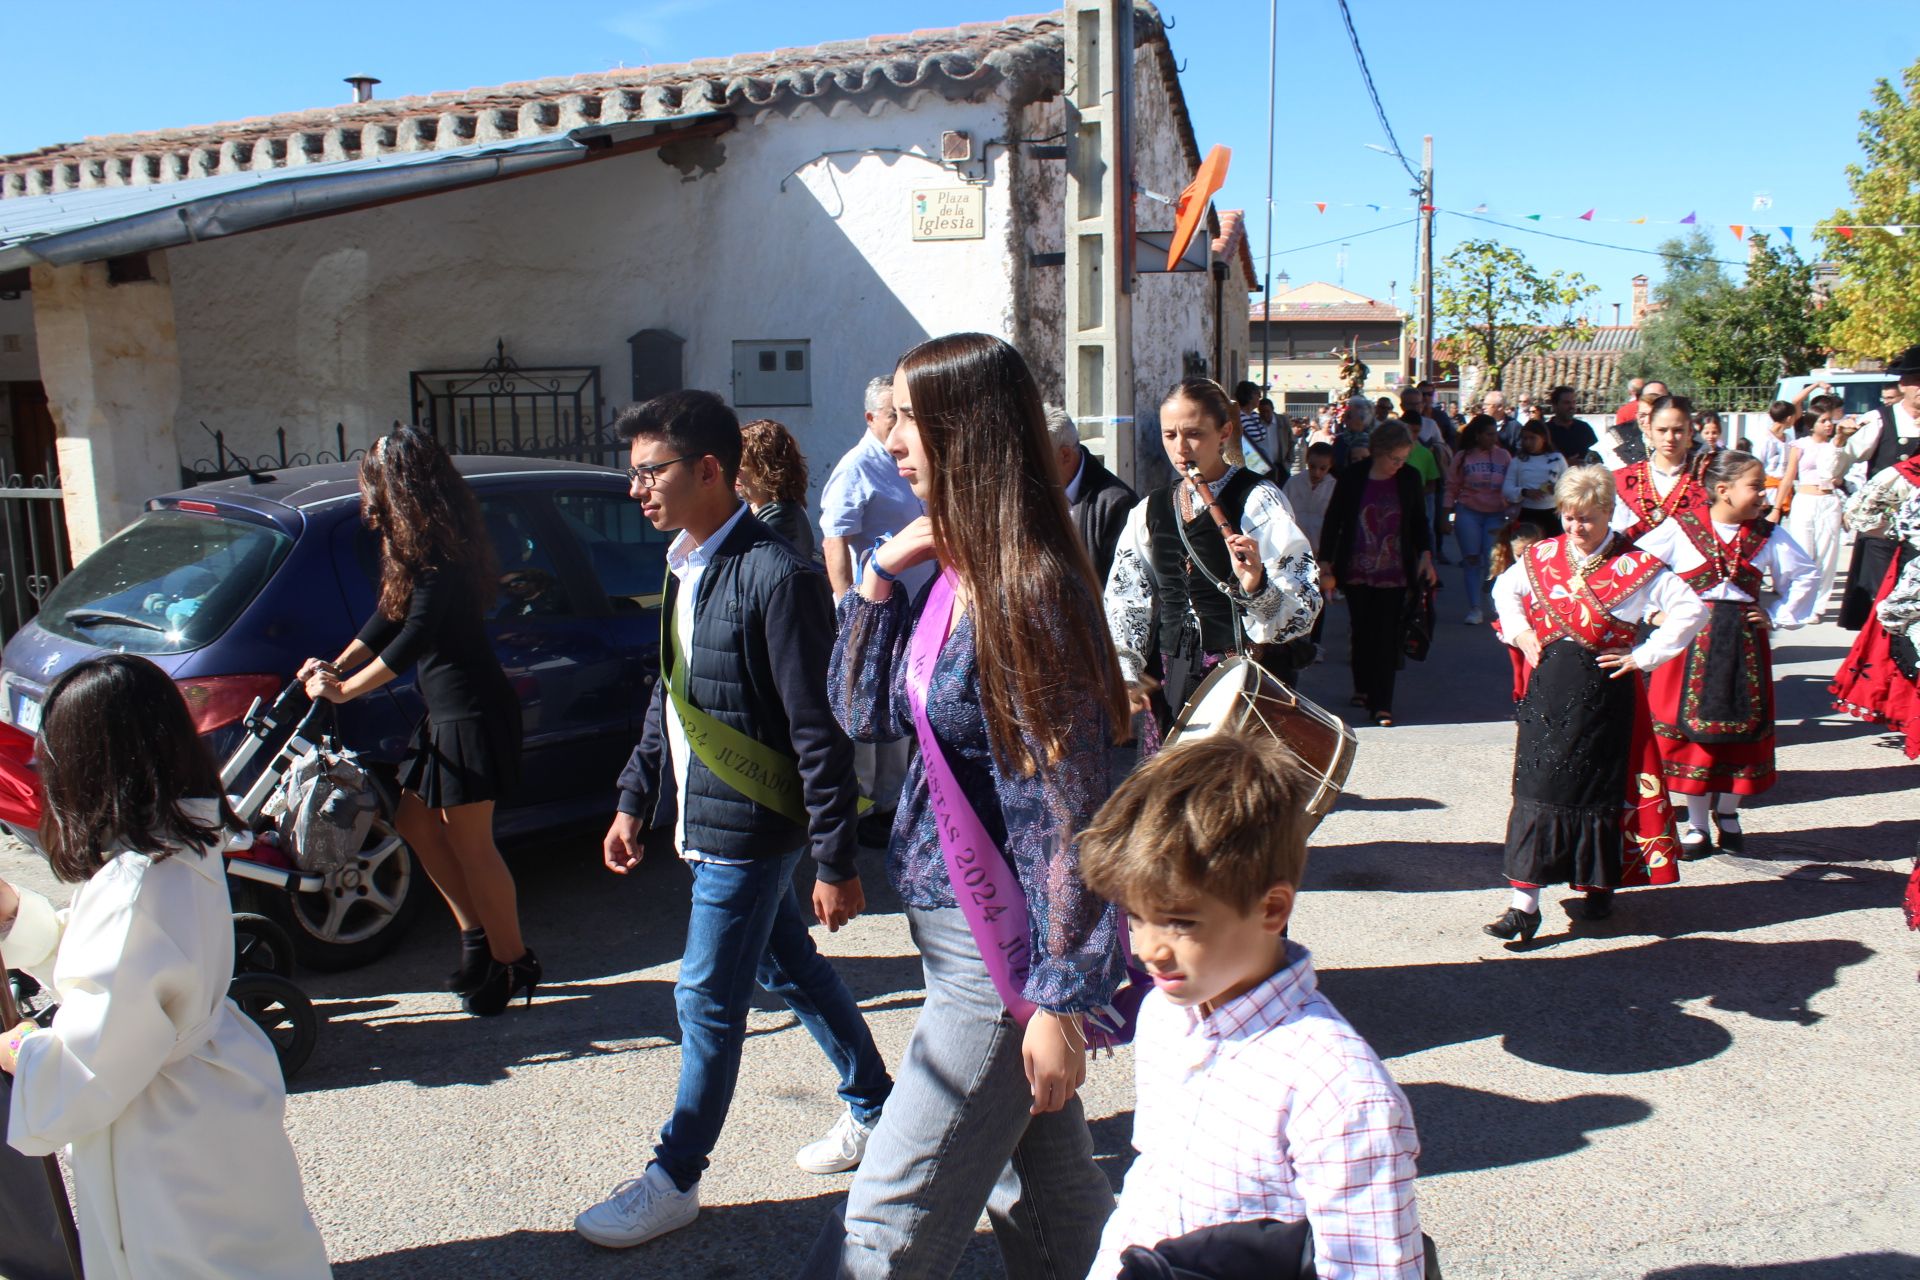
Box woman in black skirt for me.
[300,427,536,1015]
[1483,465,1706,942]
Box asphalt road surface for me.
[3,579,1915,1279]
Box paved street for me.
[3,590,1915,1279]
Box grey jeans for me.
[798,906,1114,1280]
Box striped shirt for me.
[1090,944,1424,1280]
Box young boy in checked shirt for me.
[1079,732,1425,1280]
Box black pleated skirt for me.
[1503,640,1634,890]
[400,701,523,809]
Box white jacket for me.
[4,805,331,1279]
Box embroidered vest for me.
[1521,534,1662,650]
[1144,468,1262,657]
[1669,508,1766,597]
[1614,459,1708,540]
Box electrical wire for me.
[1444,209,1749,268]
[1333,0,1419,184]
[1254,218,1417,264]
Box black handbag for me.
[1403,581,1437,662]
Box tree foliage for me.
[1435,240,1597,389]
[1624,230,1825,391]
[1819,56,1920,362]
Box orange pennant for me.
[1730,224,1745,240]
[1168,145,1231,271]
[1837,226,1856,239]
[1315,202,1327,213]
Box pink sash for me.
[904,568,1144,1047]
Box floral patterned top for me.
[829,581,1127,1014]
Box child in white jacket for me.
[0,654,331,1280]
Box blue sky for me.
[4,0,1911,316]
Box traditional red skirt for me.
[1649,600,1776,795]
[1829,551,1920,760]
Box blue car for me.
[0,457,667,968]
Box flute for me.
[1183,462,1258,574]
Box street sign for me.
[911,188,985,240]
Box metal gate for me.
[0,462,70,642]
[410,340,617,468]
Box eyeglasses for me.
[625,455,700,488]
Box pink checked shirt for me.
[1089,944,1424,1280]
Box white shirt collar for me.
[1065,450,1088,503]
[667,501,749,579]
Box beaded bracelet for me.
[6,1026,35,1058]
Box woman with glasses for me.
[299,427,534,1016]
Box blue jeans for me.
[799,906,1113,1280]
[1453,507,1508,611]
[653,850,891,1190]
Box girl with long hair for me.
[1103,378,1322,723]
[1613,395,1709,542]
[1502,420,1568,536]
[1636,450,1820,856]
[804,333,1130,1280]
[737,417,816,559]
[0,655,331,1277]
[1445,414,1513,624]
[300,426,534,1016]
[1486,468,1705,942]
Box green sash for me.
[659,596,870,822]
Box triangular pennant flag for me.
[1888,225,1908,237]
[1579,209,1595,221]
[1632,217,1647,225]
[1730,224,1745,240]
[1315,202,1327,213]
[1471,203,1488,214]
[1526,213,1542,221]
[1837,226,1855,239]
[1680,211,1697,224]
[1780,226,1794,243]
[1366,203,1381,212]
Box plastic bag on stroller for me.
[262,730,376,876]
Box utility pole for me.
[1416,134,1435,383]
[1259,0,1276,402]
[1063,0,1136,485]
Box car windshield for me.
[35,509,294,654]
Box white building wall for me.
[164,93,1022,512]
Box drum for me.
[1166,655,1358,827]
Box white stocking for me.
[1715,793,1741,817]
[1509,887,1541,913]
[1683,795,1711,832]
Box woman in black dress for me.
[300,427,536,1016]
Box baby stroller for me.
[0,687,343,1080]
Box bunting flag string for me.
[1283,197,1911,238]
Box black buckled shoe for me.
[1679,827,1714,861]
[1482,907,1542,944]
[1713,814,1745,854]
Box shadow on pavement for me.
[1323,936,1873,1073]
[1643,1257,1920,1279]
[1402,1083,1650,1176]
[1331,793,1448,813]
[1306,839,1501,894]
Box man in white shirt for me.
[819,377,925,838]
[1831,346,1920,627]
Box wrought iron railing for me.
[0,460,71,642]
[183,422,369,486]
[410,340,615,468]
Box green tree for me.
[1819,56,1919,362]
[1436,240,1598,389]
[1627,231,1824,392]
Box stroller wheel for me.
[227,972,319,1080]
[233,912,297,979]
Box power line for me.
[1332,0,1419,184]
[1444,209,1749,268]
[1254,218,1417,265]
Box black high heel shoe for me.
[461,949,542,1017]
[445,927,490,995]
[1482,908,1541,943]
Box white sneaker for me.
[574,1164,698,1249]
[1464,607,1485,626]
[795,1109,874,1175]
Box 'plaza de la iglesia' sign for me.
[911,187,986,240]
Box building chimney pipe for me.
[345,75,382,104]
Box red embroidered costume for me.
[1612,458,1710,542]
[1491,536,1706,891]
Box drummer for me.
[1103,379,1323,729]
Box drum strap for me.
[1173,488,1255,655]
